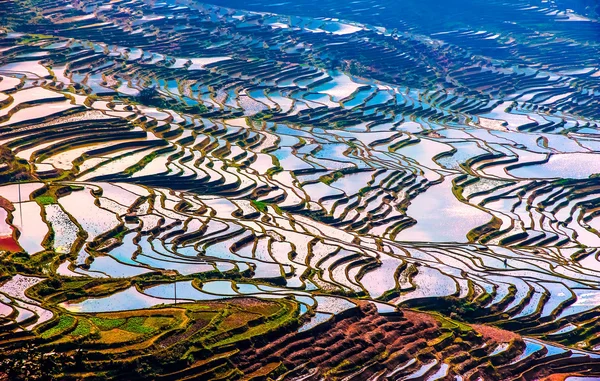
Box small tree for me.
[139,86,158,102]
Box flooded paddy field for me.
[1,0,600,379]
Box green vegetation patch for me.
[71,318,92,337]
[90,316,126,331]
[124,151,158,175]
[18,34,53,44]
[320,171,344,185]
[35,195,56,205]
[122,317,155,334]
[251,199,268,213]
[40,315,76,339]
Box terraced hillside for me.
[1,0,600,379]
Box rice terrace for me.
[2,0,600,379]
